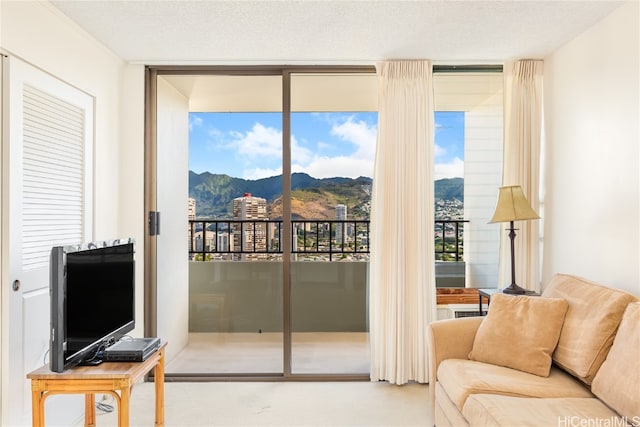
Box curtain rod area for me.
[433,65,503,73]
[149,64,503,75]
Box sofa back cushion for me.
[468,293,568,377]
[542,274,637,384]
[591,302,640,420]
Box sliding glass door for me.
[187,107,285,375]
[151,68,376,379]
[148,66,505,379]
[289,73,377,375]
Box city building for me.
[188,198,196,220]
[187,198,196,254]
[232,193,268,260]
[335,204,347,243]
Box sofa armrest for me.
[428,316,483,381]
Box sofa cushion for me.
[437,359,593,411]
[462,395,621,427]
[468,293,568,376]
[435,382,472,427]
[591,302,640,420]
[542,274,637,384]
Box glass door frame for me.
[144,65,375,381]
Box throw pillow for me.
[591,302,640,420]
[542,274,636,384]
[468,293,568,377]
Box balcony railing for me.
[188,219,467,262]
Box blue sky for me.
[189,111,464,180]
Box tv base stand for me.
[27,342,166,427]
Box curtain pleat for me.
[501,60,544,292]
[369,60,436,385]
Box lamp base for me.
[502,283,527,295]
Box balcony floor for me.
[166,332,370,375]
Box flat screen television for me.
[50,238,135,372]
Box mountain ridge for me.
[189,171,462,219]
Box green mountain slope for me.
[189,171,462,219]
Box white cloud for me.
[224,115,463,181]
[243,166,282,180]
[281,116,377,179]
[232,123,312,165]
[245,157,462,181]
[225,115,379,179]
[291,136,313,165]
[435,157,464,180]
[316,141,333,151]
[330,117,377,161]
[235,123,282,158]
[295,155,374,179]
[208,128,222,137]
[189,115,203,131]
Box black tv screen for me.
[50,238,135,372]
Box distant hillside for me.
[189,171,462,219]
[435,177,464,201]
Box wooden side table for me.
[478,289,540,315]
[27,342,166,427]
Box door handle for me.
[149,211,161,236]
[12,279,20,291]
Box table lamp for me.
[489,185,540,294]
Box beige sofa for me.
[428,274,639,427]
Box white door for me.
[155,77,190,362]
[1,56,93,426]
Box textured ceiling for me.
[49,0,625,64]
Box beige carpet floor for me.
[166,333,370,375]
[90,381,434,426]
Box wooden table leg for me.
[84,394,96,427]
[119,386,131,427]
[31,390,43,427]
[155,350,165,426]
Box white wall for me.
[543,1,639,295]
[2,1,123,236]
[463,77,504,288]
[1,1,145,319]
[1,2,145,424]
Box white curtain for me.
[500,60,544,292]
[369,60,436,385]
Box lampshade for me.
[489,185,539,223]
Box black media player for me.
[103,337,161,362]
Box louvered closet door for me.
[1,56,93,427]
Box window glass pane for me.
[290,73,376,374]
[434,72,504,288]
[183,75,284,375]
